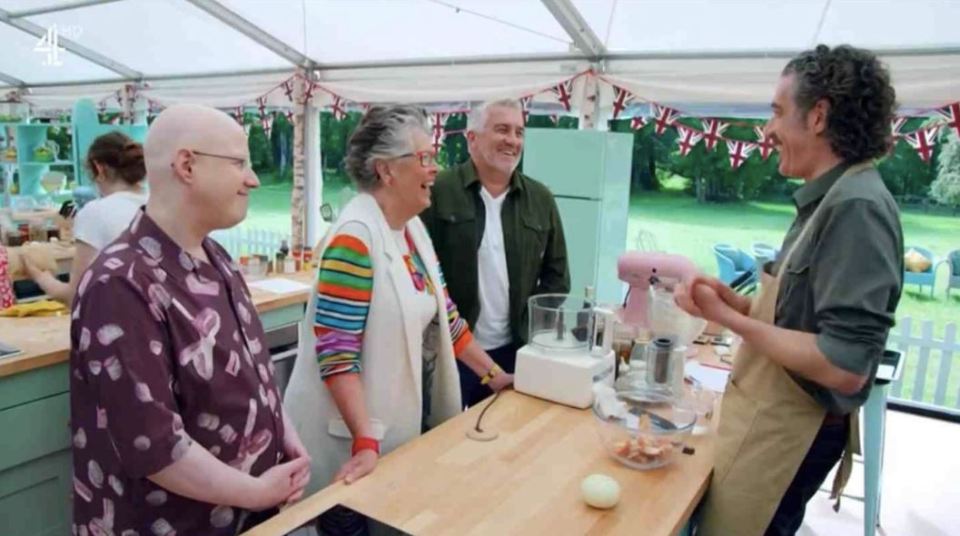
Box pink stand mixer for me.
[616,251,699,327]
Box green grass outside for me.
[246,175,960,408]
[244,182,295,233]
[244,172,354,234]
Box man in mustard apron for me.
[677,45,904,535]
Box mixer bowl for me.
[649,288,707,349]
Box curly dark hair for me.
[783,44,897,163]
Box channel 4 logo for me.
[34,24,83,67]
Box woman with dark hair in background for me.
[25,131,147,303]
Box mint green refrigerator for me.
[522,129,633,305]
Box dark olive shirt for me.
[772,163,904,414]
[420,161,570,345]
[69,209,286,535]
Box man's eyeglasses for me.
[190,150,251,169]
[395,150,438,168]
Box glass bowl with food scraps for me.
[592,385,697,470]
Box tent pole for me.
[578,65,599,130]
[120,84,132,125]
[185,0,316,68]
[290,69,323,252]
[0,71,24,87]
[590,61,610,132]
[291,71,306,251]
[131,83,147,125]
[303,71,323,250]
[540,0,605,59]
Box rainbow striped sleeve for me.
[438,266,474,356]
[314,234,373,380]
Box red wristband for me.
[352,436,380,456]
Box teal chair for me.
[903,246,938,297]
[942,250,960,298]
[751,242,779,271]
[713,244,756,286]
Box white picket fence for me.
[209,227,291,259]
[887,317,960,414]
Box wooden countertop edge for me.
[0,350,69,378]
[0,276,313,379]
[243,483,353,535]
[254,290,310,315]
[671,477,711,535]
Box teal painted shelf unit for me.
[0,99,147,206]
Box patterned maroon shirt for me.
[69,209,286,535]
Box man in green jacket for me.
[421,99,570,407]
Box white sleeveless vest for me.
[283,193,463,493]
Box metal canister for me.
[646,336,675,386]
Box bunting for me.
[675,126,703,157]
[754,126,777,160]
[552,79,574,112]
[904,126,940,162]
[430,112,448,152]
[597,76,958,167]
[939,102,960,139]
[611,85,634,120]
[302,80,316,106]
[256,97,267,119]
[127,71,957,170]
[146,99,164,120]
[700,119,728,151]
[261,112,274,138]
[727,140,756,169]
[330,96,348,120]
[519,95,533,123]
[891,116,908,140]
[653,104,680,135]
[281,80,295,103]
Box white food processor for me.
[514,294,616,409]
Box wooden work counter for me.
[245,347,729,536]
[0,270,315,378]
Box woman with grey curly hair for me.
[284,105,511,493]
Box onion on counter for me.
[581,473,621,509]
